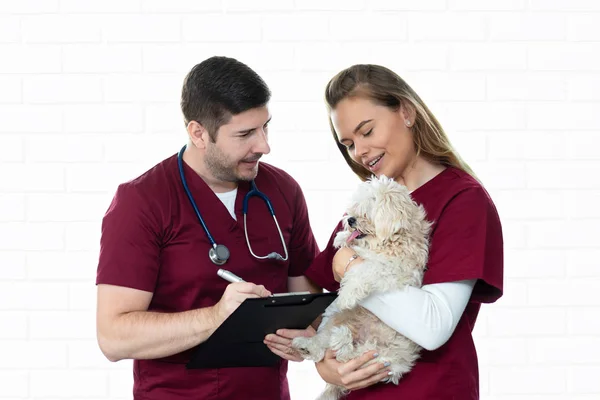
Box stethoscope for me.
[177,144,288,265]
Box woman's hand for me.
[315,349,392,390]
[332,247,363,282]
[264,326,316,362]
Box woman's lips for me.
[367,154,383,172]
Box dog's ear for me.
[372,191,407,240]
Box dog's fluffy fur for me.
[292,175,432,400]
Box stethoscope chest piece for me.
[209,244,230,265]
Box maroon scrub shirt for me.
[305,166,504,400]
[97,154,320,400]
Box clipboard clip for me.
[264,292,314,307]
[270,291,310,297]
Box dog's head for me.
[334,175,430,255]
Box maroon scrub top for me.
[305,166,504,400]
[96,154,320,400]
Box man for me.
[95,56,320,400]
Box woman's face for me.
[331,96,416,181]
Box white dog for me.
[292,175,432,400]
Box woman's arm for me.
[332,247,476,350]
[359,279,476,351]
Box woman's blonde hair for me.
[324,64,477,182]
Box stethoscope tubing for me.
[177,144,288,263]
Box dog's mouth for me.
[347,229,367,243]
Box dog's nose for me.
[347,217,356,227]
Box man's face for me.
[204,106,271,184]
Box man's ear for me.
[187,121,210,149]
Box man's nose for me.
[254,129,270,155]
[347,217,356,227]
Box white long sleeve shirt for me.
[320,279,476,351]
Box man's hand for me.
[264,326,316,362]
[212,282,271,325]
[96,282,271,362]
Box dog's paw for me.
[378,361,405,385]
[333,232,347,249]
[291,336,325,362]
[291,336,311,356]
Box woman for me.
[266,64,503,399]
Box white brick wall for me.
[0,1,598,399]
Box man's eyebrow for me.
[353,119,373,134]
[237,117,272,134]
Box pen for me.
[217,270,310,297]
[217,269,245,283]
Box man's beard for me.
[204,143,259,183]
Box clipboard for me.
[186,292,337,369]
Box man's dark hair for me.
[180,56,271,142]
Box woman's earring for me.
[405,120,411,127]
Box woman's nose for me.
[353,138,368,159]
